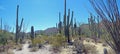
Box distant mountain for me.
[31,21,105,36]
[35,27,58,36]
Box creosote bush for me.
[84,44,97,54]
[49,34,66,48]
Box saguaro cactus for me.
[70,11,74,36]
[31,26,34,44]
[58,12,62,34]
[0,18,2,30]
[97,16,100,38]
[63,0,74,43]
[15,5,24,44]
[88,14,97,37]
[74,18,77,36]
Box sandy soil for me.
[83,40,111,54]
[12,39,113,54]
[13,43,52,54]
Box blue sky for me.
[0,0,111,32]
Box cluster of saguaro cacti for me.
[30,26,34,44]
[88,14,97,37]
[88,14,101,39]
[57,0,74,43]
[15,5,24,44]
[63,0,74,43]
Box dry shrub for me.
[30,47,38,52]
[102,43,108,47]
[16,44,23,51]
[84,44,97,54]
[73,38,84,54]
[49,34,66,53]
[33,36,49,45]
[50,34,66,48]
[97,39,103,43]
[7,49,14,54]
[107,48,116,54]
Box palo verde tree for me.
[90,0,120,53]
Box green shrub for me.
[50,34,66,48]
[84,44,97,54]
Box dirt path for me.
[13,42,52,54]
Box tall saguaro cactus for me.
[74,18,77,36]
[0,18,2,30]
[63,0,67,37]
[63,0,74,43]
[58,12,62,34]
[15,5,24,44]
[70,11,74,36]
[31,26,34,44]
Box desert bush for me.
[29,35,49,49]
[48,34,67,53]
[74,39,84,54]
[107,48,116,54]
[84,44,97,54]
[32,35,50,44]
[50,34,66,48]
[15,44,23,51]
[30,47,38,52]
[7,49,14,54]
[102,43,108,47]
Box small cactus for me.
[31,26,34,45]
[104,48,108,54]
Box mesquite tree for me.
[90,0,120,53]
